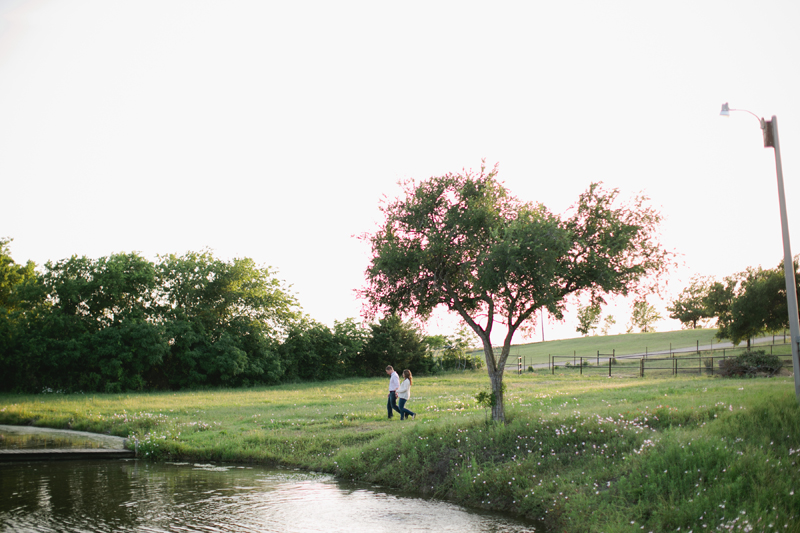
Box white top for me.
[397,379,411,400]
[389,371,400,391]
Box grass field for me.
[477,328,790,368]
[2,364,799,532]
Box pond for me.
[1,455,541,532]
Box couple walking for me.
[386,365,416,420]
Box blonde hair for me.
[403,369,412,385]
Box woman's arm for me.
[397,380,409,394]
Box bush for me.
[717,350,782,377]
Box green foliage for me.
[362,163,671,421]
[717,350,783,377]
[627,298,661,333]
[0,237,37,313]
[0,249,301,392]
[361,314,434,376]
[432,327,482,371]
[668,275,716,329]
[724,266,793,346]
[599,314,615,335]
[673,261,800,348]
[279,318,368,381]
[575,302,602,335]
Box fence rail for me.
[500,339,794,378]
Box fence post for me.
[580,357,583,375]
[609,357,612,377]
[711,356,714,376]
[699,354,702,374]
[697,340,699,354]
[552,356,554,375]
[597,350,599,365]
[518,357,522,375]
[573,351,576,366]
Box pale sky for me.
[1,0,799,343]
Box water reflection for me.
[0,433,103,450]
[0,460,539,532]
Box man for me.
[386,365,402,419]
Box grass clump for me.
[2,371,800,532]
[718,350,784,377]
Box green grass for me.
[2,369,800,532]
[482,328,789,367]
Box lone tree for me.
[667,275,716,329]
[627,298,662,333]
[575,302,602,336]
[361,163,670,422]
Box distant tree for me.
[704,274,741,335]
[575,303,602,336]
[361,163,671,422]
[360,314,434,377]
[668,276,716,329]
[600,314,616,336]
[0,238,36,312]
[718,262,799,349]
[430,327,482,371]
[155,251,299,388]
[279,317,368,381]
[627,299,661,333]
[0,250,301,392]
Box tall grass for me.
[2,371,799,532]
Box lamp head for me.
[720,103,731,117]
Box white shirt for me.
[389,371,400,391]
[397,379,411,400]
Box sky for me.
[1,0,799,344]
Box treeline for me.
[668,259,800,347]
[0,239,480,393]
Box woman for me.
[396,369,416,420]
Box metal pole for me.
[767,117,800,402]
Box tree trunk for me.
[490,370,505,422]
[480,338,507,423]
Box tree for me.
[600,314,616,335]
[575,303,602,336]
[668,276,716,329]
[155,251,300,388]
[627,299,661,333]
[361,163,670,422]
[360,314,434,377]
[717,262,799,348]
[0,249,301,392]
[279,317,368,381]
[0,238,36,312]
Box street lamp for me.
[720,102,800,402]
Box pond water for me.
[0,460,541,532]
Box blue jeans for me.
[387,391,401,418]
[398,398,415,420]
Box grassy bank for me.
[2,371,799,532]
[479,328,781,366]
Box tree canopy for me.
[361,163,671,421]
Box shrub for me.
[717,350,782,377]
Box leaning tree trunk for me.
[489,371,505,422]
[481,339,508,423]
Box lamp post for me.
[720,102,800,402]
